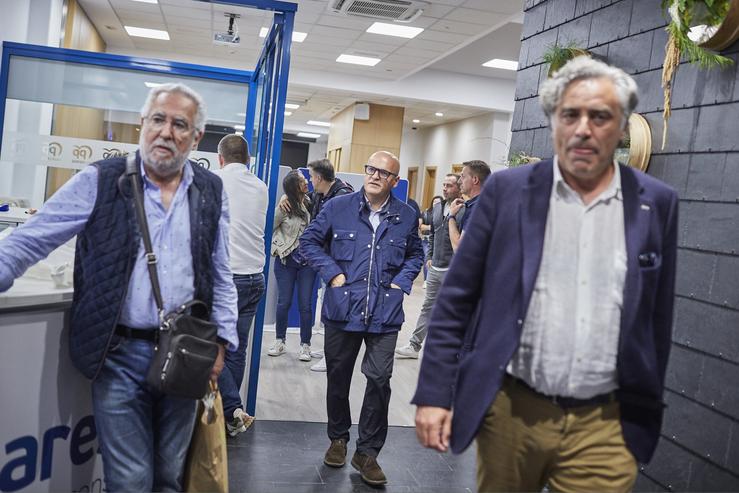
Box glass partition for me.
[0,53,250,208]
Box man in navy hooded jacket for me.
[413,57,678,493]
[300,150,423,486]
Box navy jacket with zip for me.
[299,189,424,333]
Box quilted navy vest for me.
[69,152,223,380]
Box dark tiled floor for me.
[227,420,477,492]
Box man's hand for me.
[390,283,401,290]
[330,273,346,287]
[425,259,432,270]
[210,343,226,382]
[415,406,453,452]
[449,198,464,217]
[278,194,292,214]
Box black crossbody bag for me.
[126,154,220,400]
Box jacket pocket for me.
[323,286,351,322]
[381,287,405,326]
[385,237,406,267]
[330,229,357,261]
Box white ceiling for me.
[78,0,523,132]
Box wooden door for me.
[422,166,437,209]
[407,167,418,201]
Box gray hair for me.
[140,83,207,133]
[539,56,638,128]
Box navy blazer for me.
[412,159,679,464]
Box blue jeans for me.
[219,273,265,417]
[274,253,315,344]
[92,338,197,492]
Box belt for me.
[506,374,616,408]
[115,325,159,342]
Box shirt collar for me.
[362,191,391,214]
[552,156,622,205]
[223,162,252,173]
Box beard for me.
[139,134,191,179]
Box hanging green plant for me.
[661,0,734,149]
[542,42,591,77]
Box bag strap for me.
[126,153,166,320]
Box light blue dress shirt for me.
[0,160,238,350]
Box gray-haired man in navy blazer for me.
[413,57,678,493]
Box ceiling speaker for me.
[354,103,370,120]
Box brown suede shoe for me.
[351,451,387,486]
[323,439,347,467]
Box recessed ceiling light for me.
[234,130,243,136]
[336,54,381,67]
[259,27,307,42]
[285,103,300,110]
[236,112,246,117]
[482,58,519,71]
[234,124,246,131]
[125,26,170,40]
[131,0,158,3]
[284,111,293,116]
[298,132,321,139]
[412,119,420,123]
[366,22,423,39]
[144,82,164,88]
[307,120,331,128]
[435,112,444,117]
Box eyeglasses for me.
[144,114,194,135]
[364,164,397,181]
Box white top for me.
[212,163,268,275]
[507,158,627,399]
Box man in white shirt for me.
[213,134,268,437]
[413,57,678,492]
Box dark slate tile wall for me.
[513,0,739,490]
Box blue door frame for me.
[0,0,297,417]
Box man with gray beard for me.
[0,83,238,492]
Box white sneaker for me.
[395,344,420,359]
[267,339,286,356]
[310,355,327,372]
[226,408,255,437]
[298,343,312,362]
[310,349,324,359]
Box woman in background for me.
[269,170,314,361]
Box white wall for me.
[307,138,328,163]
[399,111,512,201]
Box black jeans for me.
[325,326,398,457]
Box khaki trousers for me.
[476,378,637,493]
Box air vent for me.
[329,0,428,23]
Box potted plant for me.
[661,0,736,148]
[506,151,541,168]
[542,42,591,77]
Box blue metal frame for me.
[245,8,296,416]
[0,0,298,419]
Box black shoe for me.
[351,451,387,486]
[324,439,347,467]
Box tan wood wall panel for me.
[46,0,106,199]
[328,103,404,174]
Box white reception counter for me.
[0,278,104,492]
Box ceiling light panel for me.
[336,54,381,66]
[366,22,424,39]
[285,103,300,110]
[482,59,519,71]
[307,120,331,127]
[297,132,321,139]
[131,0,158,3]
[259,27,308,42]
[124,26,170,40]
